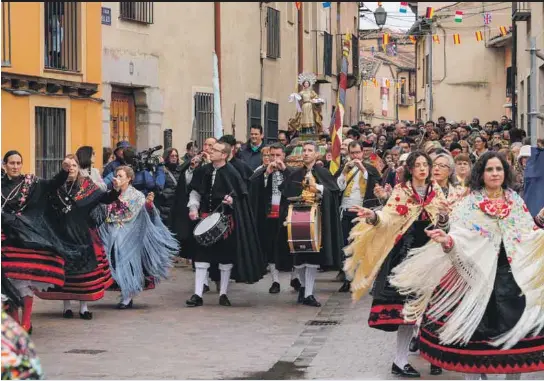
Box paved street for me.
[31,263,544,380]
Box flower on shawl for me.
[396,205,409,216]
[394,234,403,245]
[479,199,511,219]
[523,204,529,213]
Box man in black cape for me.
[185,141,266,307]
[277,141,343,307]
[249,143,294,294]
[219,135,253,186]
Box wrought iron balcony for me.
[512,2,531,21]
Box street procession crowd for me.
[2,111,544,380]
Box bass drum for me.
[193,212,230,247]
[285,204,322,253]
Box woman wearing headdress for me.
[390,151,544,380]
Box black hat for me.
[449,142,462,152]
[361,140,373,148]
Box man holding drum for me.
[185,141,265,307]
[278,141,343,307]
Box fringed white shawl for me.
[99,186,178,299]
[390,189,544,349]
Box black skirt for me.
[369,218,431,332]
[420,245,544,374]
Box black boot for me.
[302,295,321,307]
[269,282,280,294]
[290,278,301,291]
[219,294,231,306]
[430,364,442,375]
[186,294,203,307]
[338,280,351,293]
[391,363,421,378]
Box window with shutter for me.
[265,102,279,143]
[247,98,262,138]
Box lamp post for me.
[374,4,387,28]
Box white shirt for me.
[337,168,369,209]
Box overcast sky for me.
[359,2,416,31]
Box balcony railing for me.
[399,94,414,106]
[44,2,80,72]
[512,2,531,21]
[2,2,11,66]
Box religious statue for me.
[289,73,325,135]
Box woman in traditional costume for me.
[75,146,107,191]
[345,151,449,377]
[99,166,178,309]
[34,154,120,320]
[390,151,544,380]
[431,153,468,209]
[1,151,77,332]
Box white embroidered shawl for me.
[390,189,544,349]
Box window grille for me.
[35,107,66,179]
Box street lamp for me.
[374,4,387,28]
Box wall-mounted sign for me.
[101,7,111,25]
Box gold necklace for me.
[485,187,504,199]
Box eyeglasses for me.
[433,163,450,170]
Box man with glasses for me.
[336,141,381,292]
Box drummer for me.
[185,141,265,307]
[277,141,343,307]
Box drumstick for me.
[209,190,235,215]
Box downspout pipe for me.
[511,14,517,125]
[298,3,304,89]
[260,3,265,131]
[214,2,222,104]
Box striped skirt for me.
[34,229,114,302]
[2,234,65,289]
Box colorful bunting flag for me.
[455,10,463,23]
[385,79,390,88]
[322,2,331,8]
[499,26,508,36]
[383,33,390,45]
[453,34,461,45]
[401,79,406,84]
[426,7,434,19]
[295,2,302,11]
[399,2,408,13]
[483,12,492,25]
[433,34,440,44]
[409,35,416,44]
[475,31,483,42]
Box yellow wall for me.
[2,2,103,173]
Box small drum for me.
[193,212,230,247]
[285,204,322,253]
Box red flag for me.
[295,2,302,11]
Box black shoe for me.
[63,309,73,319]
[338,280,351,293]
[290,278,301,291]
[79,311,93,320]
[430,364,442,375]
[219,294,231,306]
[302,295,321,307]
[391,363,421,378]
[186,294,203,307]
[297,287,305,303]
[203,284,210,293]
[335,270,346,282]
[409,337,419,352]
[116,300,133,309]
[269,282,281,294]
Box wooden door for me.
[110,92,136,148]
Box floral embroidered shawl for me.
[344,180,447,301]
[390,189,544,349]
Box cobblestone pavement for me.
[31,263,544,380]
